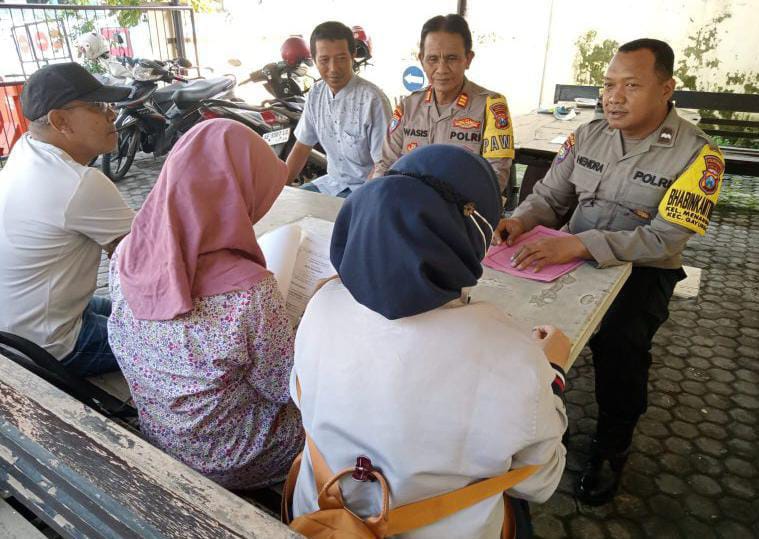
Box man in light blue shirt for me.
[286,21,391,198]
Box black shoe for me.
[575,443,629,506]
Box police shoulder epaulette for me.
[708,142,724,157]
[695,130,723,155]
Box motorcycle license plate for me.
[263,128,290,146]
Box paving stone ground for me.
[100,157,759,538]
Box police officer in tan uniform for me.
[494,39,724,506]
[372,14,514,193]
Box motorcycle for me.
[217,41,325,183]
[232,28,374,182]
[102,58,237,181]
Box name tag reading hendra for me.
[576,155,606,174]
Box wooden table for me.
[91,187,629,395]
[254,187,631,369]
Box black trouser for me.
[588,266,686,454]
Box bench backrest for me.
[553,84,759,113]
[552,84,759,176]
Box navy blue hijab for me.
[330,144,502,320]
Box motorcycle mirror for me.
[175,57,193,68]
[228,58,242,67]
[249,69,268,83]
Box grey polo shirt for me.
[294,75,391,196]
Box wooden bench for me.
[0,352,301,538]
[0,497,47,539]
[553,84,759,176]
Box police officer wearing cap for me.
[494,39,724,505]
[0,62,134,376]
[372,14,515,194]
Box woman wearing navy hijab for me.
[290,145,569,538]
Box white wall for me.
[194,0,456,105]
[467,0,759,113]
[192,0,759,114]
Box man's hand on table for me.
[492,217,526,246]
[491,217,591,272]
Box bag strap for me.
[281,451,302,523]
[296,377,343,508]
[294,376,539,534]
[317,467,391,536]
[385,464,539,536]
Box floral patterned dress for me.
[108,248,304,489]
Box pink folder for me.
[483,225,584,282]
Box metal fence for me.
[0,2,200,165]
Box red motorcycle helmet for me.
[352,25,372,60]
[281,36,312,66]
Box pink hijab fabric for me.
[118,118,287,320]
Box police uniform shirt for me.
[294,75,392,196]
[513,106,724,269]
[373,79,515,192]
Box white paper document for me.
[258,217,336,326]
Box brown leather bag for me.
[282,379,538,538]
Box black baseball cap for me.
[21,62,131,121]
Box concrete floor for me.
[98,156,758,539]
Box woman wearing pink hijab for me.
[108,119,304,489]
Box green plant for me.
[573,30,618,86]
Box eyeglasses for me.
[60,102,113,114]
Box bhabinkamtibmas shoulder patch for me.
[658,144,724,235]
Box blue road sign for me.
[402,65,425,92]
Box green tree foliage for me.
[573,30,618,86]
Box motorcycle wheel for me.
[102,124,140,182]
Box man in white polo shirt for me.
[0,62,134,376]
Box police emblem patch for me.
[406,142,418,152]
[489,102,510,129]
[452,117,482,129]
[389,106,402,134]
[699,154,723,195]
[556,133,576,164]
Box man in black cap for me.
[0,62,135,376]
